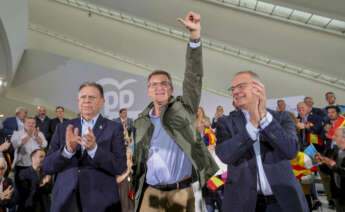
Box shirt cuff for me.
[246,122,260,141]
[87,144,98,159]
[62,146,75,159]
[259,112,273,130]
[189,42,201,49]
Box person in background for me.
[35,106,51,145]
[211,106,224,130]
[116,147,134,212]
[114,108,134,139]
[319,105,342,209]
[276,99,298,127]
[50,106,68,137]
[296,102,323,151]
[196,107,211,129]
[11,117,48,187]
[316,127,345,212]
[304,97,325,118]
[0,157,15,211]
[323,92,345,122]
[17,148,52,212]
[2,107,28,137]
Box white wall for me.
[0,0,28,79]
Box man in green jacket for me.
[133,11,219,212]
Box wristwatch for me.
[190,38,201,43]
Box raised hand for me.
[178,11,201,39]
[252,80,267,120]
[40,175,52,187]
[66,124,81,153]
[34,127,39,138]
[0,140,11,152]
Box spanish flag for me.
[291,152,318,180]
[206,176,224,191]
[306,121,323,146]
[204,127,216,145]
[327,116,345,139]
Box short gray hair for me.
[15,106,26,114]
[234,70,261,82]
[0,158,7,171]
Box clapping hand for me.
[66,124,81,153]
[0,185,14,200]
[0,140,11,152]
[40,175,52,187]
[78,127,97,151]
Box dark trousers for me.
[335,199,345,212]
[255,194,282,212]
[70,189,83,212]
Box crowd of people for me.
[0,11,344,212]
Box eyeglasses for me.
[228,82,251,94]
[148,81,171,89]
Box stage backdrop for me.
[11,49,303,120]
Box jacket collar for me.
[140,96,176,118]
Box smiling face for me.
[147,74,173,106]
[297,102,308,118]
[24,118,36,132]
[231,73,256,110]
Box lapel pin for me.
[100,125,103,130]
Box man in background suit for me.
[215,71,308,212]
[43,82,127,212]
[114,108,134,138]
[35,106,51,144]
[0,158,15,211]
[2,107,27,137]
[50,106,68,136]
[17,148,52,212]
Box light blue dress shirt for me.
[243,110,274,195]
[62,114,99,159]
[146,108,192,185]
[16,117,24,131]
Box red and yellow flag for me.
[206,176,224,191]
[291,152,318,180]
[327,116,345,139]
[204,127,216,145]
[306,121,323,146]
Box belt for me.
[150,177,192,192]
[257,194,277,205]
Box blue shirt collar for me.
[149,108,160,119]
[81,113,100,126]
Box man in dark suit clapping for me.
[43,82,127,212]
[215,71,308,212]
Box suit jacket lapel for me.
[93,115,106,142]
[231,110,246,134]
